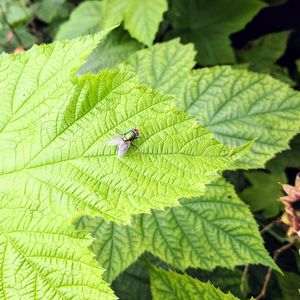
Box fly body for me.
[108,129,140,158]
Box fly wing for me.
[108,135,124,146]
[117,141,131,158]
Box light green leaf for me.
[149,266,239,300]
[119,39,196,98]
[183,67,300,168]
[102,0,168,46]
[0,32,118,299]
[77,178,277,282]
[120,42,300,168]
[0,193,115,300]
[56,1,108,40]
[168,0,264,65]
[79,27,143,74]
[0,33,241,225]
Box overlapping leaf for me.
[120,40,300,168]
[149,266,239,300]
[79,27,143,75]
[77,178,277,282]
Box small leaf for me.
[55,1,110,40]
[168,0,264,65]
[241,171,285,218]
[149,266,239,300]
[102,0,168,46]
[237,31,290,73]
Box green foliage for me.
[1,1,300,299]
[241,134,300,218]
[276,272,300,299]
[241,171,284,218]
[237,31,290,73]
[120,40,300,169]
[168,0,264,65]
[0,31,241,226]
[101,0,168,46]
[56,1,105,40]
[0,193,115,300]
[149,266,239,300]
[77,178,277,282]
[79,27,143,74]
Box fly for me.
[108,129,140,158]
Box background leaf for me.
[168,0,264,65]
[102,0,168,46]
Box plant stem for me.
[255,240,296,300]
[0,5,24,47]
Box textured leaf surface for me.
[0,35,241,225]
[149,266,239,300]
[102,0,168,46]
[121,41,300,168]
[0,194,115,300]
[79,27,143,75]
[77,178,277,282]
[168,0,264,65]
[119,39,196,98]
[183,67,300,168]
[0,32,118,299]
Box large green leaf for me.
[0,193,115,300]
[77,178,277,282]
[149,266,239,300]
[0,34,241,224]
[120,41,300,168]
[101,0,168,46]
[168,0,264,65]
